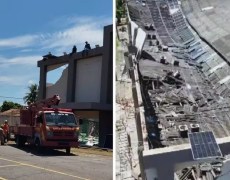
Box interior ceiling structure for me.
[128,0,230,148]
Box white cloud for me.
[0,55,42,66]
[41,17,111,54]
[0,76,30,86]
[28,80,35,85]
[53,16,111,28]
[0,16,111,52]
[0,35,39,48]
[0,16,111,90]
[20,49,33,52]
[42,24,103,51]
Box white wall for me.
[135,27,146,56]
[130,20,146,57]
[143,144,192,180]
[46,67,68,103]
[130,21,138,44]
[75,56,102,103]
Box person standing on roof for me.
[84,41,91,50]
[70,45,77,56]
[82,41,91,56]
[72,45,77,53]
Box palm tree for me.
[23,84,38,104]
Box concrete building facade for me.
[37,25,113,148]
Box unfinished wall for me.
[75,56,102,103]
[46,67,68,103]
[143,137,230,180]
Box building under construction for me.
[37,25,113,149]
[124,0,230,179]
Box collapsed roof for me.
[127,0,230,148]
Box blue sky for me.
[0,0,112,105]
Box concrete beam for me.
[66,59,76,102]
[37,47,103,67]
[38,65,47,100]
[54,102,112,111]
[100,25,113,104]
[143,137,230,180]
[99,111,113,148]
[133,27,138,46]
[128,53,148,180]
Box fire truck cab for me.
[12,95,79,154]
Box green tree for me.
[116,0,125,23]
[1,101,22,112]
[23,84,38,104]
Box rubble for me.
[175,160,225,180]
[125,0,230,179]
[127,0,230,148]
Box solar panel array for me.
[188,131,222,160]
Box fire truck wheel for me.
[0,136,4,145]
[4,137,7,143]
[16,136,23,147]
[35,138,43,153]
[66,147,71,155]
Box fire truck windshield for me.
[45,112,77,126]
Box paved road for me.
[0,145,112,180]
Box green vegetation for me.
[23,84,38,104]
[116,0,125,24]
[1,101,22,112]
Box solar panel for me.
[188,131,222,160]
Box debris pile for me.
[127,0,230,149]
[139,57,230,147]
[175,161,224,180]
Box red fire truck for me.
[11,95,79,154]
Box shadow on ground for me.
[7,143,77,157]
